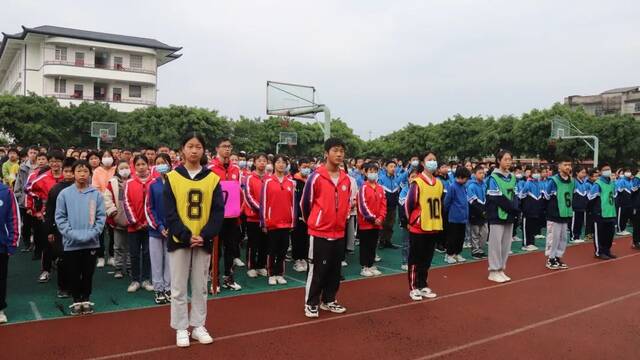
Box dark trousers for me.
[594,221,615,257]
[435,215,448,250]
[379,207,396,245]
[523,216,544,246]
[585,212,595,236]
[128,230,150,282]
[617,207,633,233]
[107,226,114,257]
[64,248,97,302]
[52,234,68,291]
[305,237,344,306]
[245,222,268,270]
[408,232,437,290]
[571,211,586,241]
[291,219,309,261]
[267,229,290,276]
[358,229,379,267]
[33,218,47,262]
[632,211,640,245]
[20,209,33,249]
[0,253,7,310]
[218,218,240,277]
[446,223,466,256]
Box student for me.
[24,152,48,260]
[145,153,171,304]
[343,161,359,262]
[398,167,419,270]
[243,154,269,278]
[123,155,153,293]
[543,157,574,270]
[55,160,106,315]
[588,164,617,260]
[518,168,545,251]
[1,148,19,187]
[45,157,76,298]
[571,166,590,243]
[163,132,224,347]
[631,169,640,249]
[0,179,20,324]
[512,166,525,243]
[104,160,131,279]
[357,162,387,277]
[584,168,599,242]
[301,138,351,318]
[434,164,452,253]
[261,155,296,286]
[486,150,519,283]
[467,166,488,259]
[377,160,402,249]
[444,167,471,264]
[405,152,443,301]
[291,158,311,272]
[614,168,634,236]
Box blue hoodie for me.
[0,184,20,255]
[55,183,106,251]
[444,181,469,224]
[145,176,166,239]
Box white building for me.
[0,25,181,111]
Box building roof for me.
[0,25,182,64]
[601,86,639,95]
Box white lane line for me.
[374,265,404,273]
[87,252,640,360]
[413,289,640,360]
[284,275,306,285]
[29,301,42,320]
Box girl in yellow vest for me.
[163,132,225,348]
[404,151,444,301]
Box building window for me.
[55,46,67,61]
[54,79,66,93]
[635,103,640,112]
[114,56,123,70]
[130,55,142,69]
[129,85,141,98]
[73,84,83,99]
[75,52,85,66]
[113,88,122,102]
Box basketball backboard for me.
[267,81,316,119]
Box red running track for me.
[2,239,639,360]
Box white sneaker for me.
[400,264,408,271]
[360,267,374,277]
[463,242,472,249]
[191,326,213,344]
[499,271,511,282]
[107,257,116,267]
[535,234,545,240]
[341,260,348,267]
[444,255,457,264]
[572,238,585,244]
[512,236,522,243]
[409,289,423,301]
[268,276,277,285]
[293,260,306,272]
[616,231,631,236]
[96,258,105,268]
[420,287,437,299]
[127,281,141,293]
[454,254,466,263]
[374,254,381,262]
[488,271,507,283]
[370,266,382,276]
[305,305,319,318]
[141,280,154,292]
[38,271,50,283]
[176,330,190,347]
[256,268,268,277]
[276,276,287,285]
[522,244,538,251]
[233,258,245,267]
[0,310,7,324]
[246,269,258,278]
[301,260,308,271]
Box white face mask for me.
[625,172,632,178]
[265,165,273,173]
[102,157,114,167]
[118,168,131,178]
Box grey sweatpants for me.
[113,228,130,271]
[545,221,569,259]
[149,236,171,292]
[488,223,513,271]
[470,223,488,255]
[170,247,211,331]
[346,215,356,252]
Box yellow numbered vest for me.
[166,170,220,243]
[414,176,444,231]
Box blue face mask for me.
[238,160,247,169]
[156,164,170,174]
[425,160,438,172]
[367,173,379,182]
[300,168,311,176]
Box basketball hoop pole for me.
[275,105,331,141]
[558,135,599,167]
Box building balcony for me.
[44,92,155,106]
[42,61,156,85]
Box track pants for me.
[291,219,309,261]
[245,222,268,270]
[169,247,211,330]
[52,234,68,292]
[149,236,170,292]
[632,210,640,246]
[594,221,615,257]
[218,218,240,277]
[0,254,8,310]
[267,229,290,276]
[488,223,514,272]
[113,228,130,272]
[470,223,488,255]
[545,221,569,259]
[345,216,356,252]
[65,248,98,303]
[523,217,544,246]
[20,209,33,250]
[379,208,396,245]
[33,219,49,268]
[571,211,586,241]
[446,223,466,256]
[358,229,379,267]
[305,237,344,307]
[407,232,437,290]
[128,230,150,283]
[617,207,633,233]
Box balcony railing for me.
[44,60,156,75]
[45,93,155,106]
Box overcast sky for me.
[2,0,638,139]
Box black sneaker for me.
[471,253,484,260]
[596,253,611,260]
[435,245,446,254]
[555,257,568,269]
[69,303,82,316]
[56,290,70,299]
[607,253,617,259]
[164,290,172,302]
[632,243,640,250]
[222,276,242,291]
[81,301,95,315]
[154,291,166,304]
[546,258,560,270]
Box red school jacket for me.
[300,165,352,240]
[260,174,296,230]
[357,181,387,230]
[25,168,63,217]
[123,175,151,233]
[243,171,266,223]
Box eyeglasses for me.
[218,144,233,149]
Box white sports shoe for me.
[268,276,277,285]
[488,271,507,283]
[176,330,190,347]
[409,289,423,301]
[454,254,466,263]
[233,258,245,267]
[374,255,381,262]
[420,287,437,299]
[191,326,213,344]
[499,271,511,281]
[256,268,268,277]
[276,276,287,285]
[246,269,258,278]
[616,231,631,236]
[360,267,374,277]
[572,238,585,243]
[141,280,154,292]
[0,310,7,324]
[535,234,545,240]
[293,260,305,272]
[341,260,348,267]
[400,264,408,271]
[370,266,382,276]
[127,281,140,293]
[444,255,457,264]
[96,258,105,268]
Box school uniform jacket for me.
[518,179,545,219]
[261,174,296,230]
[615,177,634,209]
[243,172,266,223]
[25,168,63,217]
[145,176,167,238]
[573,177,591,212]
[0,183,20,255]
[357,181,387,230]
[467,179,487,225]
[123,175,151,233]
